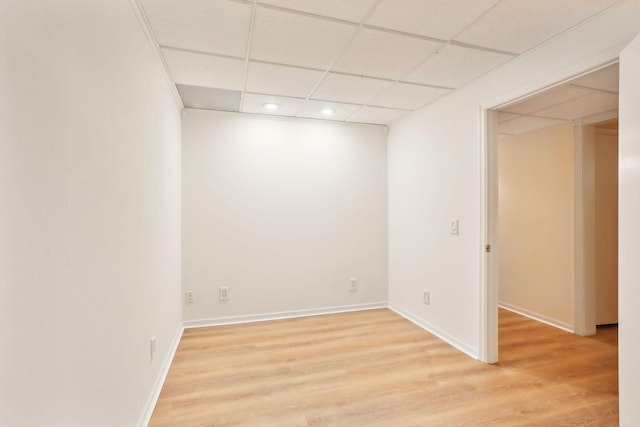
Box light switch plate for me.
[450,219,459,235]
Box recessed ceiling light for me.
[263,103,280,111]
[321,107,336,116]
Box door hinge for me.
[485,244,491,253]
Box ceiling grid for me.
[138,0,624,125]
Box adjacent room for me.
[495,63,619,335]
[2,1,640,426]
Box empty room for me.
[2,1,640,426]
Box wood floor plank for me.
[149,309,618,426]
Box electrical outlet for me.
[185,291,194,304]
[150,336,156,361]
[219,286,229,301]
[423,290,430,305]
[350,278,358,292]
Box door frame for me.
[479,54,621,363]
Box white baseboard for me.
[183,302,388,329]
[499,302,574,333]
[138,324,184,427]
[388,302,479,360]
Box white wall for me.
[0,1,182,426]
[388,0,640,360]
[387,93,482,355]
[619,31,640,427]
[182,110,387,323]
[498,124,575,328]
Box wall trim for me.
[128,0,183,108]
[138,325,184,427]
[183,302,388,329]
[499,302,574,333]
[388,303,479,360]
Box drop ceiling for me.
[498,63,619,135]
[139,0,623,126]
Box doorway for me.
[483,62,620,362]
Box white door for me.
[618,32,640,427]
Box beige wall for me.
[498,123,575,328]
[594,129,619,325]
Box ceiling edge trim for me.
[128,0,184,109]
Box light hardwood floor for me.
[149,309,618,426]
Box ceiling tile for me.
[403,44,512,88]
[251,7,357,69]
[498,112,520,123]
[311,73,392,105]
[241,93,306,117]
[570,63,619,92]
[366,0,500,40]
[455,0,621,54]
[141,0,252,57]
[347,106,411,125]
[297,100,362,121]
[498,116,566,135]
[501,85,594,115]
[535,91,619,121]
[332,27,441,80]
[177,84,241,112]
[370,82,450,110]
[246,62,325,98]
[256,0,378,23]
[161,48,245,90]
